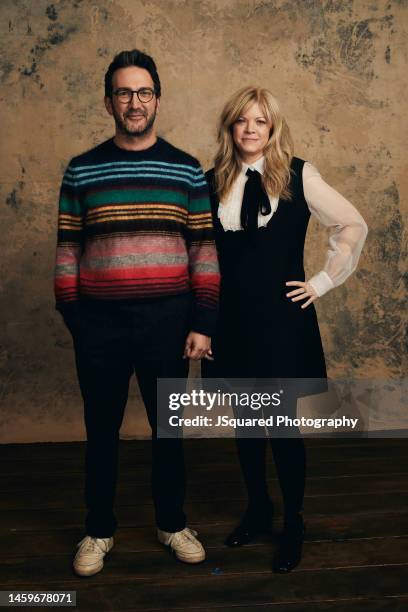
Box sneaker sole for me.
[73,561,104,577]
[73,546,113,577]
[175,551,206,564]
[159,542,206,564]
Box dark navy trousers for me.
[69,294,191,537]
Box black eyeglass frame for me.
[112,87,156,103]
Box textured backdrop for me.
[1,0,406,442]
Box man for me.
[54,49,220,576]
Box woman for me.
[202,86,368,573]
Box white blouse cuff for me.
[308,271,335,297]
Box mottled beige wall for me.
[0,0,406,443]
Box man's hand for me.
[286,280,318,309]
[183,332,213,361]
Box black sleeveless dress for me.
[203,157,327,397]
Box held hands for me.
[286,281,318,309]
[183,332,214,361]
[183,283,318,361]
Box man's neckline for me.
[110,136,162,155]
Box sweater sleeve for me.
[304,163,368,297]
[186,164,220,336]
[54,162,84,318]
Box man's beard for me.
[113,103,157,138]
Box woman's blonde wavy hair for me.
[214,86,294,201]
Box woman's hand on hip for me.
[285,281,318,309]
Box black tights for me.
[235,436,306,520]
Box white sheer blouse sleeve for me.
[303,162,368,297]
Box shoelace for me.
[77,536,107,554]
[170,528,199,546]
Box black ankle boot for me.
[272,514,305,573]
[225,503,274,547]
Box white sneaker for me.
[157,527,205,563]
[73,535,114,576]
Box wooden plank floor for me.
[1,438,408,610]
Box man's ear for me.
[156,97,160,114]
[104,96,113,116]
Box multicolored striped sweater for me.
[54,137,220,336]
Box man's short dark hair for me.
[104,49,161,98]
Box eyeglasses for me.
[112,87,155,104]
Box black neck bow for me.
[240,168,271,237]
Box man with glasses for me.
[54,49,220,576]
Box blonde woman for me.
[203,86,368,572]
